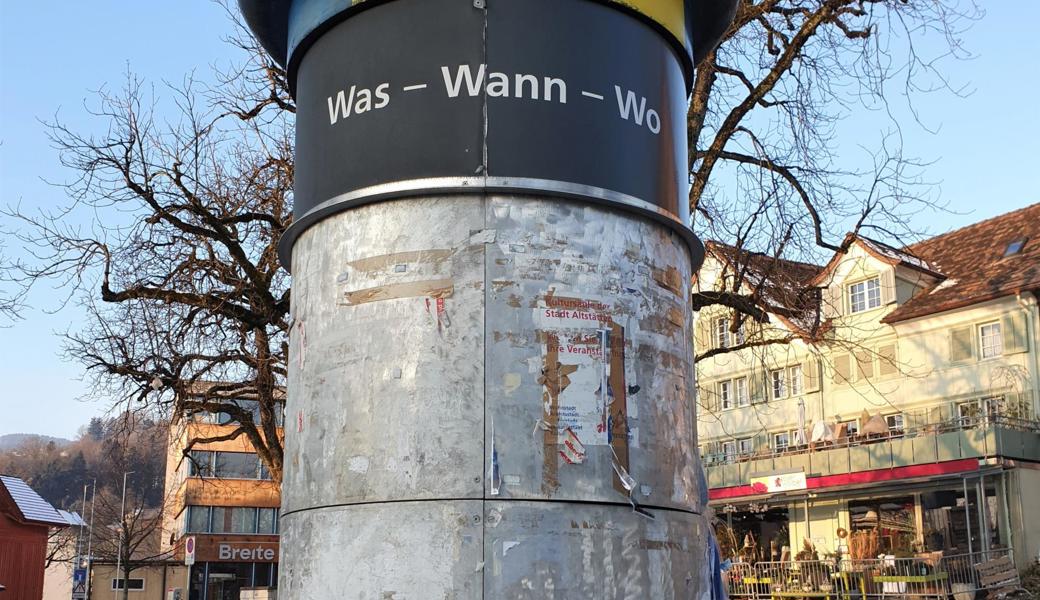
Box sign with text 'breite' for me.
[288,0,692,265]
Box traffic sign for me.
[184,536,196,566]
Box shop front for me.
[186,537,279,600]
[712,464,1012,562]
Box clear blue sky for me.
[1,3,1037,439]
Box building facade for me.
[86,561,187,600]
[695,204,1040,569]
[160,397,283,600]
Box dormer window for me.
[1004,238,1027,257]
[848,277,882,313]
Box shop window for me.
[979,322,1004,358]
[111,578,145,591]
[849,497,915,554]
[848,277,881,313]
[770,369,786,400]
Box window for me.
[886,414,904,433]
[718,380,733,410]
[258,508,279,534]
[788,365,803,396]
[982,395,1005,418]
[215,452,261,479]
[186,451,269,480]
[841,419,860,437]
[230,507,258,533]
[715,318,731,349]
[183,506,278,534]
[735,378,750,407]
[111,579,145,591]
[1004,238,1027,257]
[848,277,882,313]
[773,432,790,451]
[186,506,210,533]
[715,317,745,349]
[979,322,1003,358]
[721,441,737,463]
[957,401,980,426]
[188,451,214,477]
[737,437,753,456]
[771,369,786,400]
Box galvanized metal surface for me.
[279,500,712,599]
[282,194,707,597]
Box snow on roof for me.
[929,278,959,294]
[0,474,69,526]
[57,509,87,527]
[857,236,937,273]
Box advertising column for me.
[239,0,734,597]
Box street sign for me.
[184,536,196,566]
[71,568,87,600]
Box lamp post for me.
[113,471,133,600]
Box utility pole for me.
[85,479,96,599]
[239,0,735,597]
[114,471,133,600]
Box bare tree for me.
[4,1,981,482]
[5,13,293,481]
[89,487,174,600]
[0,242,24,322]
[689,0,980,360]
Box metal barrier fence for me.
[724,549,1015,600]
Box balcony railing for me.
[704,405,1040,489]
[725,549,1019,600]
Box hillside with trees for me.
[0,414,168,511]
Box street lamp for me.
[113,471,134,600]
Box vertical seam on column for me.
[479,2,489,598]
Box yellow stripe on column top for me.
[613,0,687,47]
[346,0,689,58]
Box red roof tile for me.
[882,203,1040,323]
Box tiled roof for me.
[0,474,69,526]
[702,241,825,335]
[882,203,1040,323]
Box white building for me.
[695,203,1040,568]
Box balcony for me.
[705,408,1040,491]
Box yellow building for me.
[695,204,1040,569]
[160,390,284,600]
[86,561,188,600]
